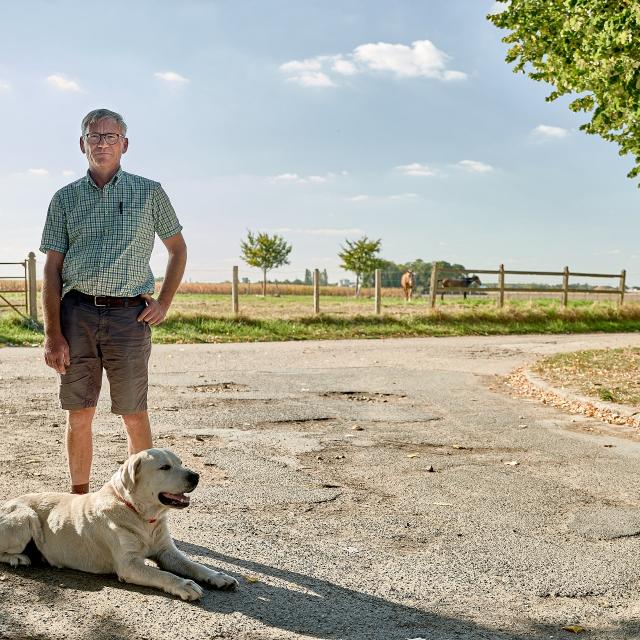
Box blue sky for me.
[1,0,638,286]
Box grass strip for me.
[532,347,640,407]
[3,305,640,347]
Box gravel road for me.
[1,333,640,640]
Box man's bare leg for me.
[122,410,153,455]
[66,407,96,493]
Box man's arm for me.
[138,232,187,326]
[42,250,70,374]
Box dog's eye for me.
[159,465,172,471]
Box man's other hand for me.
[44,333,71,374]
[138,294,169,326]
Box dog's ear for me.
[119,455,142,492]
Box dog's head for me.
[113,448,199,511]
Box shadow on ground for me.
[1,543,639,640]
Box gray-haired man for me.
[40,108,187,494]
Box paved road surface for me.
[0,333,640,639]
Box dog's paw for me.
[202,570,239,591]
[7,554,31,568]
[173,578,204,601]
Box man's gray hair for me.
[81,109,128,136]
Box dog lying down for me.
[0,448,238,601]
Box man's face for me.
[79,117,128,174]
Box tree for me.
[304,269,313,285]
[240,230,292,296]
[338,236,383,296]
[321,269,329,286]
[488,0,640,183]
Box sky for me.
[0,0,638,286]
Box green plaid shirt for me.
[40,168,182,297]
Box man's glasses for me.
[84,133,124,145]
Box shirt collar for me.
[85,166,124,190]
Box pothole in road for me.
[321,391,407,403]
[189,382,249,393]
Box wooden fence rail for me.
[226,264,628,314]
[428,262,626,308]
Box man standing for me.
[40,108,187,494]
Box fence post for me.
[232,266,239,315]
[374,269,381,314]
[429,262,438,308]
[562,266,569,307]
[620,269,626,306]
[26,252,37,322]
[498,263,505,308]
[313,268,320,314]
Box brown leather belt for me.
[69,290,145,308]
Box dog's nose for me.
[187,471,199,486]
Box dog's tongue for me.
[162,492,190,505]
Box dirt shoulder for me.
[1,333,640,639]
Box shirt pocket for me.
[116,200,155,245]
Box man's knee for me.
[67,407,95,431]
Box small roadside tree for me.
[338,236,383,296]
[240,231,292,296]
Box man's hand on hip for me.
[138,294,169,326]
[44,333,71,374]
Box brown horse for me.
[441,275,481,300]
[400,270,416,302]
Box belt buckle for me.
[94,295,107,307]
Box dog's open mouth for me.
[159,492,191,508]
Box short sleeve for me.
[39,192,69,254]
[152,185,183,240]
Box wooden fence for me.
[428,263,626,308]
[227,264,628,315]
[0,253,37,321]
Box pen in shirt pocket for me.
[119,201,123,214]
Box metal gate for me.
[0,252,38,321]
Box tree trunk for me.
[262,269,267,296]
[355,274,360,297]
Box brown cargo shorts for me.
[59,291,152,415]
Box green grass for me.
[532,347,640,406]
[3,296,640,346]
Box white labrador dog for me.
[0,448,238,600]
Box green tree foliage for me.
[488,0,640,182]
[338,236,383,296]
[240,230,292,296]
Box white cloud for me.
[332,57,358,76]
[348,195,369,202]
[62,170,76,177]
[354,40,447,78]
[46,74,82,92]
[489,1,510,15]
[280,39,466,88]
[0,80,10,92]
[286,70,335,88]
[533,124,569,139]
[28,168,49,176]
[443,70,468,82]
[269,171,338,184]
[279,58,324,74]
[458,160,494,173]
[272,173,301,182]
[271,227,364,236]
[396,162,437,177]
[388,193,418,200]
[154,71,189,84]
